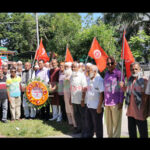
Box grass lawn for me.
[0,119,73,138]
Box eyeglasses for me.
[107,62,114,66]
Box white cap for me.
[35,65,39,68]
[17,61,22,65]
[79,62,83,66]
[86,63,92,66]
[65,62,72,66]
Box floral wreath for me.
[24,77,52,110]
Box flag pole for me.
[65,43,68,62]
[121,28,126,81]
[31,13,40,75]
[85,37,95,65]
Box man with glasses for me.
[6,67,22,121]
[104,56,124,138]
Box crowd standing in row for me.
[0,57,150,138]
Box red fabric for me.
[88,37,108,72]
[35,39,49,62]
[121,31,135,79]
[65,48,73,62]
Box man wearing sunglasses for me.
[104,56,124,138]
[6,67,22,121]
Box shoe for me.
[49,116,58,121]
[56,117,62,122]
[73,128,81,134]
[25,117,30,119]
[2,120,8,123]
[30,117,35,120]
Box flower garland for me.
[24,77,52,110]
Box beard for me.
[64,68,72,76]
[132,72,140,77]
[72,71,79,77]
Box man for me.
[120,62,148,138]
[11,62,17,69]
[32,59,50,120]
[49,59,62,122]
[63,62,76,127]
[104,56,124,138]
[85,65,104,138]
[58,62,67,122]
[70,62,87,137]
[21,62,36,119]
[16,65,23,78]
[0,69,8,123]
[2,65,10,79]
[6,67,22,121]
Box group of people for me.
[0,57,150,138]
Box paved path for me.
[48,106,129,138]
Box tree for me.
[129,30,150,63]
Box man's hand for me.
[119,81,124,88]
[118,103,123,110]
[69,98,72,105]
[97,107,102,114]
[81,100,85,107]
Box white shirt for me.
[32,67,49,85]
[85,73,104,109]
[70,71,87,104]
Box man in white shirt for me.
[85,65,104,138]
[32,59,50,120]
[70,62,87,137]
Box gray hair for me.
[130,62,141,70]
[91,65,98,73]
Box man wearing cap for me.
[70,62,87,137]
[64,62,76,127]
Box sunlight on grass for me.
[0,119,72,137]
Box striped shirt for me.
[0,76,8,100]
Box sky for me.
[79,13,103,21]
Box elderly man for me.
[64,62,76,127]
[32,59,50,120]
[0,69,8,123]
[49,59,62,122]
[120,62,148,138]
[104,56,124,138]
[11,62,17,69]
[21,62,36,119]
[58,62,67,122]
[70,62,87,137]
[84,65,104,138]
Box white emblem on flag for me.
[42,48,45,55]
[94,49,101,59]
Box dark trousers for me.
[73,104,87,136]
[20,92,24,118]
[85,107,103,138]
[128,116,148,138]
[59,95,67,121]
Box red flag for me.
[88,37,108,72]
[65,47,73,62]
[35,39,49,62]
[121,31,135,79]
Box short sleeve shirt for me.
[86,74,104,109]
[6,76,21,97]
[70,72,87,104]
